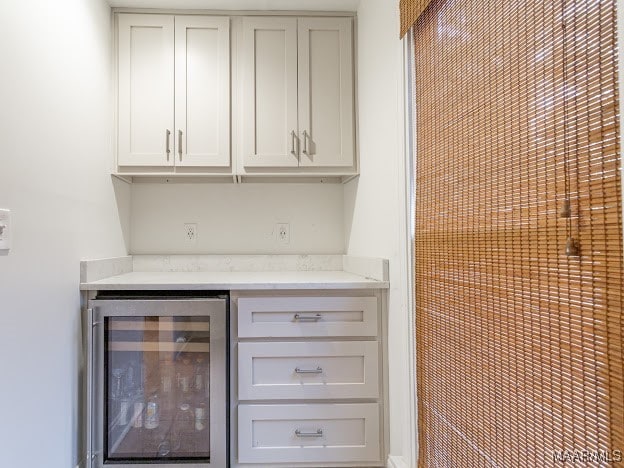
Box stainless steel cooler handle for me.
[86,308,94,467]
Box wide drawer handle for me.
[295,366,323,374]
[295,429,323,438]
[293,313,322,322]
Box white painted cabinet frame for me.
[117,14,230,168]
[241,16,355,170]
[118,14,175,167]
[175,16,230,167]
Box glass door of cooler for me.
[88,298,227,468]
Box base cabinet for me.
[232,291,386,467]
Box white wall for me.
[0,1,129,467]
[345,0,414,466]
[130,183,344,254]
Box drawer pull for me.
[295,366,323,374]
[295,429,323,438]
[293,313,322,322]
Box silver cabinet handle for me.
[295,429,323,438]
[178,130,183,160]
[295,366,323,374]
[302,130,308,155]
[166,129,171,160]
[290,130,297,155]
[293,313,322,322]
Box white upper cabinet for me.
[115,13,356,178]
[118,14,174,167]
[298,18,354,168]
[241,16,355,171]
[117,14,230,169]
[242,17,298,168]
[175,16,230,167]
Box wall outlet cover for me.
[184,223,198,244]
[276,223,290,245]
[0,209,11,251]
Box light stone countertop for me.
[80,270,388,290]
[79,255,389,291]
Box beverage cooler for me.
[87,294,228,467]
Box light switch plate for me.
[0,209,11,251]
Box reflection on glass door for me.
[105,316,211,463]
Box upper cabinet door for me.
[242,17,298,167]
[118,14,174,167]
[175,16,230,167]
[298,18,354,168]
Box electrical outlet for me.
[184,223,197,244]
[0,209,10,251]
[276,223,290,244]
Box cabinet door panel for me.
[118,14,174,167]
[298,18,354,168]
[175,16,230,167]
[242,17,298,167]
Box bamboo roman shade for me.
[413,0,623,465]
[400,0,434,37]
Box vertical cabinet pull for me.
[291,130,297,155]
[302,130,308,155]
[178,130,183,160]
[165,129,171,160]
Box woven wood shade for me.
[400,0,434,38]
[413,0,623,465]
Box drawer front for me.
[238,403,381,464]
[238,341,379,400]
[237,296,378,338]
